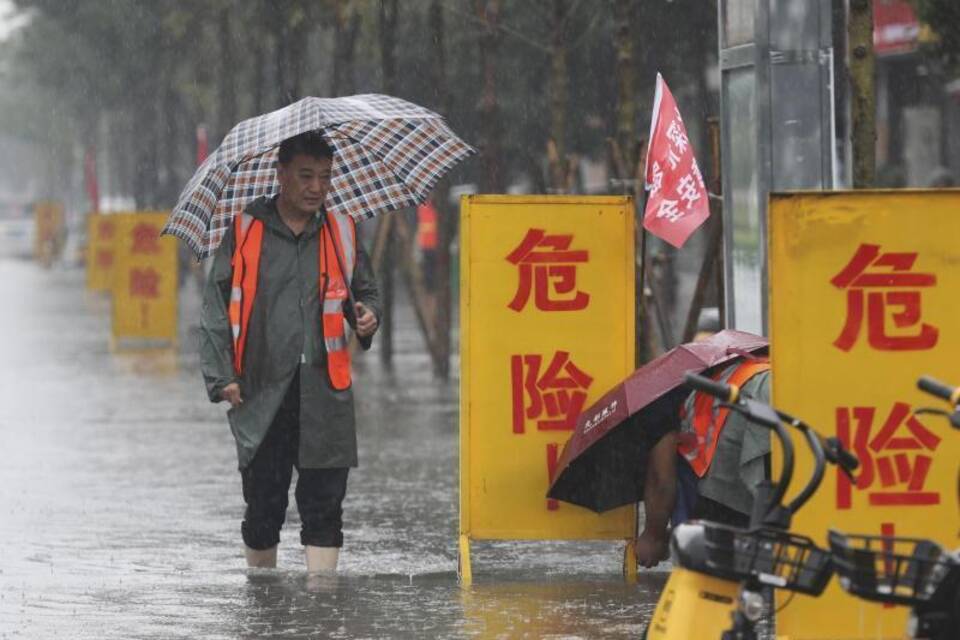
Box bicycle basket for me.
[701,522,833,596]
[828,530,956,606]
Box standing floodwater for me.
[0,260,663,638]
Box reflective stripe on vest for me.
[229,213,262,375]
[319,212,356,391]
[677,357,771,478]
[227,211,356,390]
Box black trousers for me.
[240,376,349,550]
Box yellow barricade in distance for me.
[110,212,178,349]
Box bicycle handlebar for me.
[917,375,959,405]
[823,436,860,474]
[915,375,960,430]
[684,372,739,403]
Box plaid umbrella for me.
[162,94,476,259]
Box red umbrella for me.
[546,330,768,513]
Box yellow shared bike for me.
[644,372,859,640]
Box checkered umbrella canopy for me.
[162,94,476,259]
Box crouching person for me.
[635,356,771,567]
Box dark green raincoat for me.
[199,196,381,470]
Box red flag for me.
[84,146,99,213]
[196,124,209,167]
[642,73,710,248]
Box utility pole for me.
[848,0,876,188]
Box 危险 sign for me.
[769,190,960,639]
[110,212,178,347]
[459,196,637,580]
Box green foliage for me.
[0,0,718,204]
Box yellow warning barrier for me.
[33,200,64,267]
[459,195,637,584]
[770,190,960,639]
[86,213,118,292]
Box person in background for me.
[415,196,439,291]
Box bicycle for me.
[644,371,859,640]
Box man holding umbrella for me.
[165,94,474,573]
[200,131,380,573]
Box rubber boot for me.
[304,546,339,573]
[245,545,278,568]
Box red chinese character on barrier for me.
[836,402,942,509]
[131,223,161,254]
[97,220,115,240]
[831,243,938,351]
[96,249,114,269]
[506,228,590,312]
[510,351,594,512]
[129,267,160,299]
[510,351,594,433]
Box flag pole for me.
[635,138,650,366]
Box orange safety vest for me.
[416,202,438,250]
[677,357,771,477]
[228,211,357,390]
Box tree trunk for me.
[332,0,361,96]
[160,84,180,206]
[287,7,309,102]
[613,0,635,181]
[393,216,445,367]
[271,6,289,106]
[613,0,644,360]
[430,0,453,379]
[379,229,396,369]
[250,2,268,114]
[133,80,160,209]
[548,0,568,192]
[217,7,237,142]
[849,0,876,188]
[476,0,504,192]
[377,0,400,368]
[379,0,398,94]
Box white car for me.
[0,212,35,259]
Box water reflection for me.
[461,575,664,639]
[231,571,664,639]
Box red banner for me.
[84,146,99,213]
[642,74,710,248]
[874,0,919,56]
[196,124,209,167]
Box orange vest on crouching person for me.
[227,210,357,391]
[677,356,771,477]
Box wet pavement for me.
[0,259,664,638]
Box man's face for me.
[277,153,333,215]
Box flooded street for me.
[0,259,663,639]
